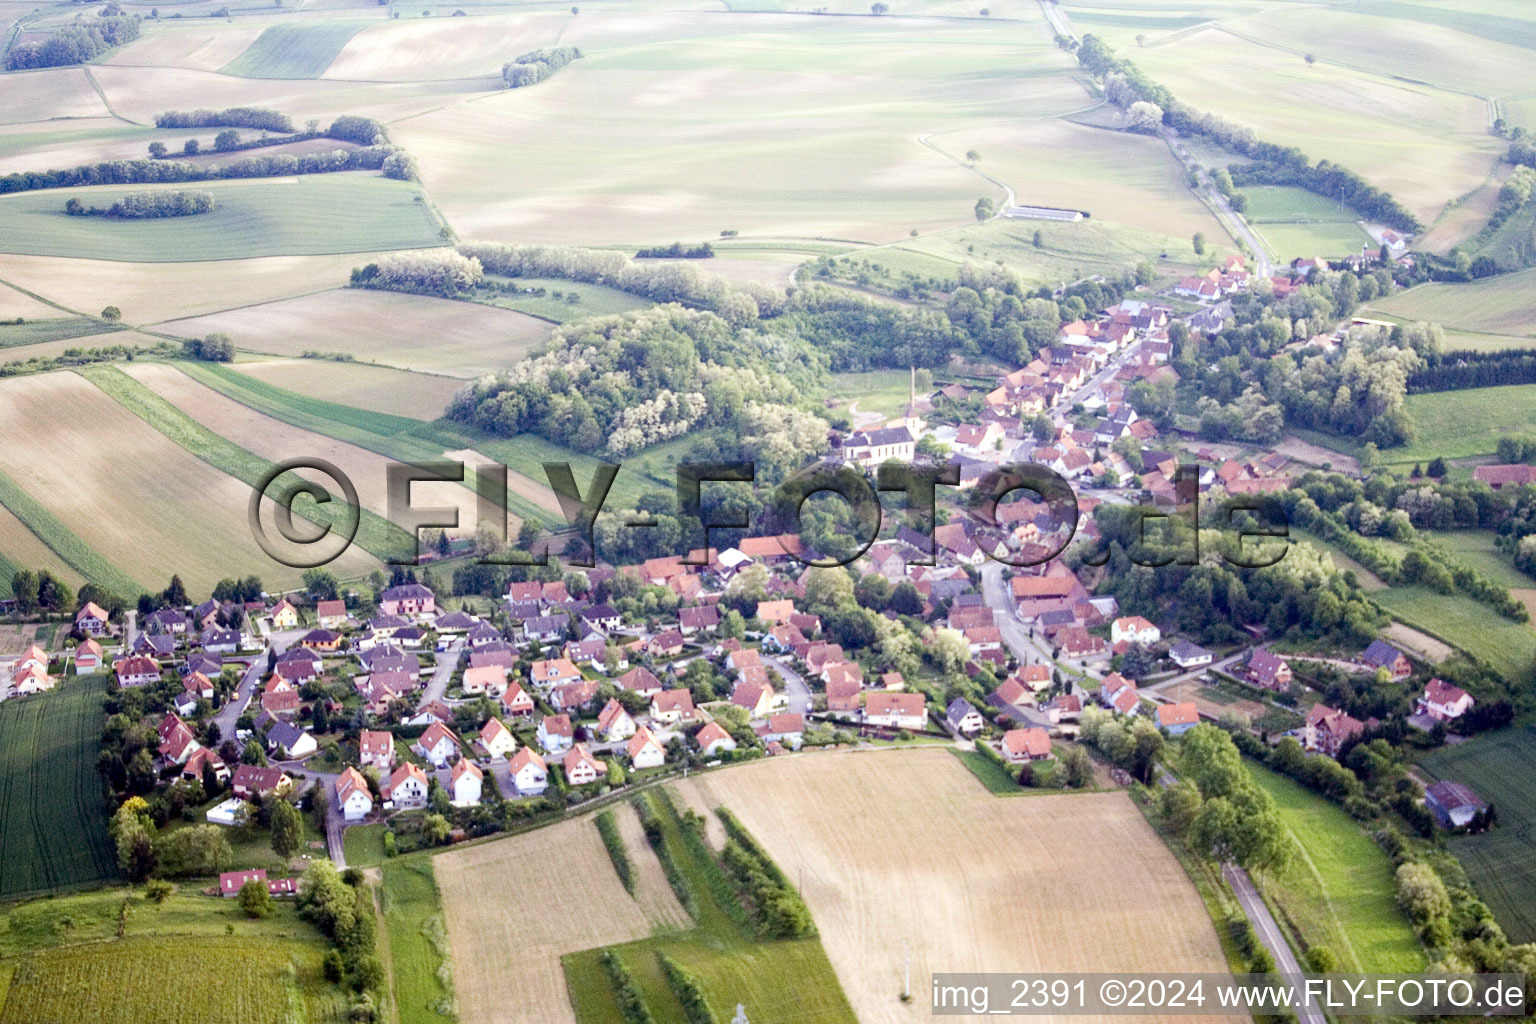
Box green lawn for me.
[951,748,1020,794]
[1391,385,1536,465]
[1371,585,1536,681]
[0,176,443,262]
[1246,761,1424,973]
[475,276,651,323]
[380,857,456,1024]
[219,20,375,78]
[1419,725,1536,943]
[0,675,118,899]
[831,369,918,419]
[343,823,389,869]
[0,318,120,351]
[564,789,856,1024]
[82,363,412,564]
[1243,186,1372,260]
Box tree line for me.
[64,190,213,219]
[635,241,714,259]
[1072,34,1420,231]
[1,145,399,195]
[154,107,295,132]
[502,46,581,88]
[6,12,140,69]
[1409,347,1536,392]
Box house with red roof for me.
[1419,679,1474,722]
[864,692,926,730]
[383,762,429,810]
[563,744,606,786]
[1000,727,1052,763]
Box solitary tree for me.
[101,305,122,322]
[965,149,980,164]
[1192,232,1206,256]
[270,799,303,860]
[183,138,199,155]
[213,129,240,152]
[974,197,995,222]
[870,1,888,12]
[1032,229,1043,248]
[238,877,273,918]
[148,141,167,159]
[1304,53,1316,66]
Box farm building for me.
[1424,780,1487,828]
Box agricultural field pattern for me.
[3,1,1536,1023]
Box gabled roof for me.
[1157,702,1199,727]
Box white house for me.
[596,699,636,742]
[451,758,483,807]
[509,747,548,796]
[383,762,429,810]
[626,726,667,769]
[412,722,461,768]
[695,721,737,757]
[336,767,374,821]
[563,744,607,786]
[478,717,518,759]
[1111,616,1160,647]
[649,689,696,726]
[359,729,395,772]
[1419,678,1474,722]
[863,692,926,730]
[1167,640,1212,670]
[538,714,574,753]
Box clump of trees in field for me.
[181,333,235,361]
[351,251,484,296]
[502,46,581,88]
[6,12,140,69]
[64,190,213,219]
[154,107,294,132]
[635,241,714,259]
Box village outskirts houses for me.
[336,767,374,821]
[383,762,430,811]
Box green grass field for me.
[1365,269,1536,340]
[1419,725,1536,943]
[0,318,121,351]
[1240,186,1371,261]
[0,934,347,1024]
[565,790,856,1024]
[0,675,118,899]
[1423,529,1536,590]
[82,364,411,564]
[1391,385,1536,465]
[1246,761,1424,973]
[0,467,142,597]
[380,858,456,1024]
[951,748,1021,794]
[1372,586,1536,682]
[343,823,388,869]
[0,176,443,262]
[476,276,651,323]
[219,20,374,78]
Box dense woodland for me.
[6,11,139,69]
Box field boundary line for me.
[0,465,144,595]
[80,66,143,126]
[0,276,88,318]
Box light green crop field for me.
[0,675,118,900]
[1364,269,1536,339]
[219,20,375,78]
[1419,725,1536,944]
[1393,385,1536,464]
[0,176,444,262]
[1132,27,1501,225]
[1245,761,1425,973]
[1372,585,1536,682]
[380,858,457,1024]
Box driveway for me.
[418,640,464,708]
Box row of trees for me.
[65,190,213,219]
[502,46,581,88]
[351,251,484,297]
[6,12,140,69]
[154,106,295,132]
[1073,33,1420,231]
[1,144,399,195]
[1410,346,1536,393]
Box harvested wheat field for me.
[0,370,377,592]
[675,748,1242,1024]
[0,67,108,124]
[436,813,688,1024]
[0,500,83,590]
[322,12,567,82]
[104,23,268,71]
[156,288,551,377]
[230,358,463,421]
[0,252,371,324]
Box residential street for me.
[1224,864,1328,1024]
[213,654,266,742]
[766,655,811,715]
[417,640,464,708]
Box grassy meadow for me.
[1241,185,1371,261]
[0,177,445,262]
[1419,725,1536,943]
[1372,585,1536,683]
[380,858,456,1024]
[0,675,118,899]
[1365,268,1536,339]
[1245,762,1424,973]
[1393,385,1536,465]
